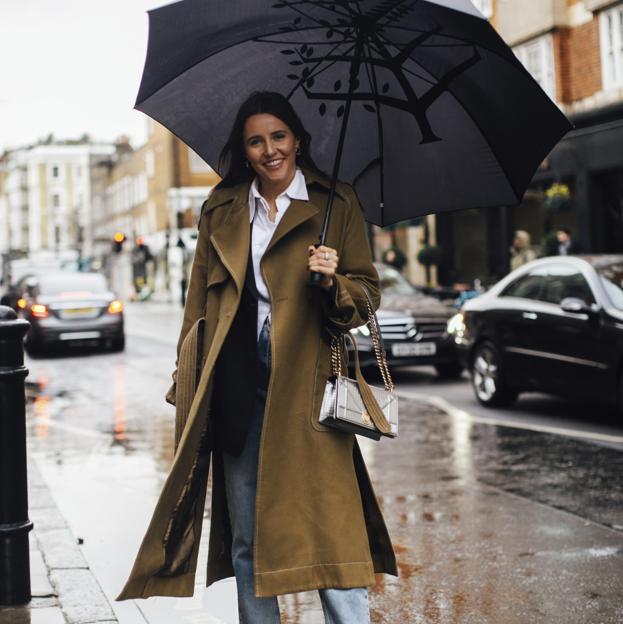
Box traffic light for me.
[112,232,126,254]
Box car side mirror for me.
[560,297,593,315]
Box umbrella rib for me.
[275,0,354,20]
[381,24,518,67]
[362,39,385,224]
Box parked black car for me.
[449,255,623,411]
[16,271,125,354]
[349,263,464,378]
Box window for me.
[596,261,623,310]
[472,0,493,19]
[539,265,595,305]
[600,4,623,90]
[52,194,60,208]
[51,165,59,179]
[501,272,544,301]
[145,150,155,178]
[514,35,556,101]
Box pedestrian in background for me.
[510,230,537,271]
[556,227,582,255]
[117,92,397,623]
[382,246,407,272]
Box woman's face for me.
[243,113,300,189]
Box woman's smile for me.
[243,113,299,194]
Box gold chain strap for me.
[362,294,395,392]
[329,285,395,393]
[330,335,342,377]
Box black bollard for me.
[0,305,32,605]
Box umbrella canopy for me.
[136,0,572,226]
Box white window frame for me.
[514,34,557,102]
[600,4,623,90]
[472,0,493,19]
[145,150,155,178]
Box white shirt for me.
[248,167,309,339]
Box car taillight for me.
[17,298,27,309]
[31,303,49,318]
[108,300,123,314]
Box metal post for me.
[0,306,32,605]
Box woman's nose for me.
[264,140,277,156]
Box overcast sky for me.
[0,0,165,152]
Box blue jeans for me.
[222,318,370,624]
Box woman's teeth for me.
[264,159,283,169]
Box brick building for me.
[435,0,623,286]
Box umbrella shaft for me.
[318,38,364,247]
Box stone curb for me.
[0,460,118,624]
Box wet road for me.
[23,303,623,623]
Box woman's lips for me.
[263,158,284,170]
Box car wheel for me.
[434,362,465,379]
[470,341,518,407]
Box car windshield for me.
[377,265,418,296]
[38,273,108,296]
[595,262,623,310]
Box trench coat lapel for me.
[207,168,341,284]
[209,190,250,293]
[265,197,320,255]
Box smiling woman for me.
[117,92,397,623]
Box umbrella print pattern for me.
[136,0,572,225]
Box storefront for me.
[435,101,623,286]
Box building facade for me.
[435,0,623,287]
[91,121,220,260]
[0,139,116,259]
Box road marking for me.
[398,391,623,444]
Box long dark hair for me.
[217,91,326,187]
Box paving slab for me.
[49,569,116,624]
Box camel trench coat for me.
[116,166,397,600]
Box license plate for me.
[59,331,101,341]
[61,307,96,317]
[392,342,437,357]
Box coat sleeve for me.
[165,199,211,406]
[320,183,380,336]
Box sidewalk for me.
[0,460,117,624]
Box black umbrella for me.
[136,0,571,231]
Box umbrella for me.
[136,0,571,231]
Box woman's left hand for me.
[307,245,339,291]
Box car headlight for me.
[447,313,465,338]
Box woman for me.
[117,92,397,622]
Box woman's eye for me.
[274,133,286,140]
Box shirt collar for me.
[249,167,309,221]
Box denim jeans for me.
[222,317,371,624]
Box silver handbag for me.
[319,283,398,441]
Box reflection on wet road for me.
[24,332,623,624]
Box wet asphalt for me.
[18,303,623,624]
